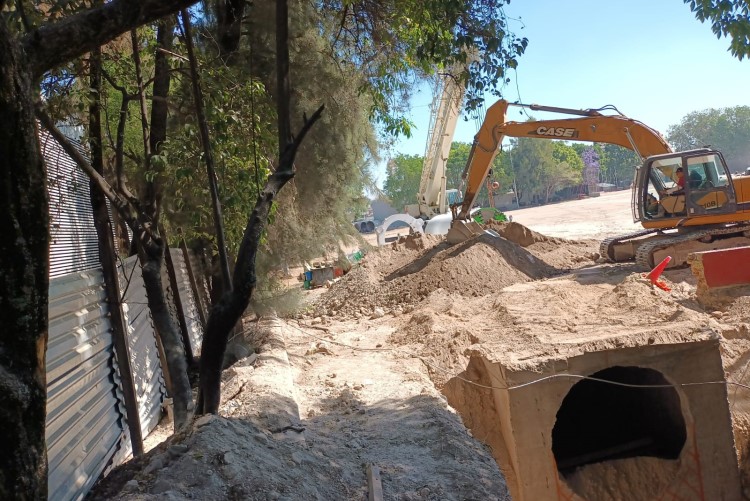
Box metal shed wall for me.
[46,269,127,501]
[42,131,101,279]
[118,255,166,437]
[170,248,204,356]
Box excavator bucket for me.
[446,220,487,244]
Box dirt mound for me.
[486,221,559,247]
[386,292,485,388]
[313,232,561,318]
[565,456,681,501]
[525,238,600,269]
[484,221,601,269]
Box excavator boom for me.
[454,100,672,221]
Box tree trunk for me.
[196,0,324,414]
[133,16,192,431]
[89,48,145,456]
[1,0,201,496]
[138,243,192,428]
[111,80,132,255]
[181,10,232,291]
[0,23,48,499]
[217,0,246,61]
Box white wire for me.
[288,320,750,394]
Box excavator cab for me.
[634,149,737,223]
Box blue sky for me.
[373,0,750,188]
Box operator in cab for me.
[661,167,685,196]
[653,166,687,217]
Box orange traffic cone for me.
[644,256,672,291]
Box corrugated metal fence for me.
[46,252,204,501]
[43,131,101,279]
[43,131,206,500]
[46,270,128,501]
[170,249,204,357]
[119,255,167,438]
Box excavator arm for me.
[453,100,672,220]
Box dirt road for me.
[505,190,641,240]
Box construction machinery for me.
[376,63,470,245]
[404,69,464,220]
[447,99,750,268]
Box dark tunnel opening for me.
[552,366,686,476]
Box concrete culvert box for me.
[444,339,742,501]
[553,366,688,500]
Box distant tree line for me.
[384,104,750,210]
[383,138,637,209]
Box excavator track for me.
[634,224,750,269]
[600,229,658,262]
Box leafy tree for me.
[163,62,276,255]
[541,161,581,203]
[446,141,472,190]
[684,0,750,59]
[195,0,325,416]
[383,153,423,210]
[667,106,750,170]
[0,1,201,495]
[510,138,581,204]
[239,0,380,270]
[553,142,584,173]
[600,144,640,187]
[319,0,528,135]
[511,138,552,204]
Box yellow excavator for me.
[447,100,750,268]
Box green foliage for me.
[542,160,581,202]
[685,0,750,59]
[510,138,550,204]
[667,106,750,170]
[318,0,528,136]
[162,57,276,254]
[600,144,640,187]
[226,0,381,270]
[509,137,581,204]
[445,141,471,190]
[552,143,584,173]
[383,153,423,211]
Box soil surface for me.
[89,191,750,500]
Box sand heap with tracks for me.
[314,222,600,318]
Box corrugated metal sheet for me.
[46,269,128,501]
[118,256,166,437]
[41,131,101,279]
[186,247,211,321]
[170,248,204,356]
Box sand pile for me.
[565,456,681,501]
[313,229,566,318]
[486,221,559,247]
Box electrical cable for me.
[287,320,750,394]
